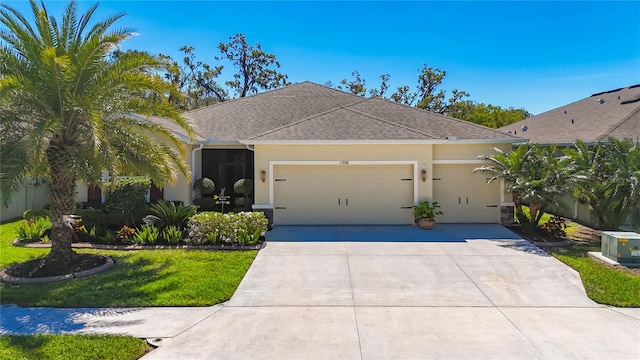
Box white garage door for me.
[273,165,414,225]
[432,164,500,223]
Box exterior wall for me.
[164,147,193,205]
[253,142,509,225]
[1,180,49,222]
[433,143,511,161]
[253,144,434,206]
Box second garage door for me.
[432,164,500,223]
[273,165,414,225]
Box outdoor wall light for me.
[260,170,267,183]
[421,165,427,182]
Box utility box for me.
[601,231,640,264]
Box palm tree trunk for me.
[46,145,78,265]
[528,201,542,231]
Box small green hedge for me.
[187,211,267,245]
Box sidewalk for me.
[1,304,221,340]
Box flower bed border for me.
[12,239,266,251]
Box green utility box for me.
[601,231,640,264]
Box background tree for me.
[329,64,527,127]
[178,45,227,104]
[217,33,289,98]
[336,70,367,96]
[0,0,191,267]
[448,101,531,128]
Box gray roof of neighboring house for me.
[174,81,518,143]
[499,85,640,144]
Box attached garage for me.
[273,163,416,225]
[180,81,521,226]
[432,164,500,223]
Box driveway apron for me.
[143,225,640,360]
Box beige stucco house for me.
[2,82,524,224]
[168,82,522,225]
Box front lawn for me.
[549,245,640,307]
[0,334,149,360]
[0,220,257,307]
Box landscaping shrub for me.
[98,229,117,244]
[233,178,253,197]
[23,208,50,221]
[193,177,215,197]
[116,225,136,243]
[186,212,225,244]
[143,200,198,229]
[17,217,51,243]
[233,178,254,210]
[104,177,151,223]
[186,211,267,246]
[161,225,183,244]
[192,197,217,211]
[133,225,160,245]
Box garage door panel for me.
[274,165,414,225]
[433,165,499,223]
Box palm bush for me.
[161,225,183,244]
[143,200,198,229]
[564,139,640,229]
[133,225,160,245]
[17,217,52,243]
[475,143,569,230]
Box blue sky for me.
[3,1,639,114]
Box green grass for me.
[0,334,149,360]
[1,220,257,307]
[549,246,640,307]
[519,206,579,236]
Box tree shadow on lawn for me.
[0,254,170,308]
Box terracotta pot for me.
[417,218,435,230]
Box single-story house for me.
[499,84,640,229]
[2,82,524,225]
[163,81,521,225]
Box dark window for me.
[201,149,254,197]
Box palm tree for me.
[1,0,192,267]
[565,139,640,229]
[475,143,568,230]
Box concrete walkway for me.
[2,229,639,359]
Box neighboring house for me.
[500,84,640,144]
[499,84,640,229]
[178,81,522,225]
[3,82,524,225]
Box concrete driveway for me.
[143,226,640,360]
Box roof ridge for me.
[184,81,365,115]
[364,97,518,138]
[344,100,438,139]
[598,102,640,141]
[247,98,371,140]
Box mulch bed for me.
[4,254,109,278]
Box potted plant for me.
[413,201,443,230]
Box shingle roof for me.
[499,85,640,144]
[181,81,517,142]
